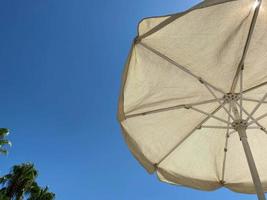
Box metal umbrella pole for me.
[231,102,266,200]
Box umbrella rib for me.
[156,104,224,166]
[230,127,266,136]
[247,127,263,129]
[136,0,238,41]
[200,126,261,130]
[236,101,267,134]
[221,104,231,184]
[243,98,267,104]
[248,112,267,127]
[125,98,220,119]
[230,1,262,93]
[246,93,267,121]
[243,81,267,94]
[240,67,243,119]
[202,82,235,121]
[139,42,225,94]
[221,135,229,184]
[188,106,229,124]
[200,126,234,130]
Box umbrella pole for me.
[232,103,266,200]
[238,128,266,200]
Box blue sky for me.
[0,0,260,199]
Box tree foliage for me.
[0,128,11,155]
[28,184,55,200]
[0,163,55,200]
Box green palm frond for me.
[0,191,9,200]
[0,140,11,146]
[0,129,9,137]
[0,163,38,199]
[0,128,11,155]
[0,163,55,199]
[0,149,8,155]
[28,185,55,200]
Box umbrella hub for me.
[232,119,248,131]
[223,93,240,103]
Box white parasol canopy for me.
[118,0,267,199]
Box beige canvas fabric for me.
[118,0,267,194]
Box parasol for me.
[118,0,267,199]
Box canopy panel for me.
[141,0,254,92]
[121,103,218,173]
[157,127,226,191]
[122,44,217,116]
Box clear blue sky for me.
[0,0,259,199]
